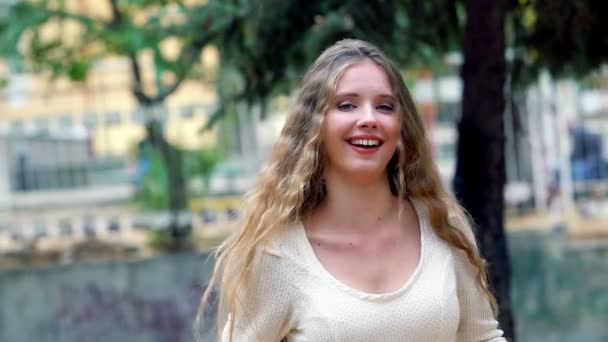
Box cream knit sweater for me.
[224,199,506,342]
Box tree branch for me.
[152,7,246,103]
[107,0,153,104]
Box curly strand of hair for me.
[387,90,498,315]
[405,141,498,315]
[195,106,326,342]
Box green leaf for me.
[67,59,91,81]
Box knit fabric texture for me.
[223,198,506,342]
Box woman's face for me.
[322,59,401,183]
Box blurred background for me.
[0,1,606,341]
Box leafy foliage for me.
[205,0,467,126]
[133,148,169,210]
[2,0,607,114]
[185,148,223,193]
[133,144,223,210]
[510,0,608,86]
[0,0,242,90]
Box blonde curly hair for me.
[194,38,496,341]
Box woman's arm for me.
[454,255,506,341]
[452,214,507,342]
[220,248,297,342]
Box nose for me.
[357,104,378,129]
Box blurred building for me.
[410,67,608,216]
[0,0,223,253]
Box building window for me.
[10,231,23,242]
[132,107,146,123]
[132,105,169,122]
[154,105,170,121]
[436,102,461,124]
[83,112,98,130]
[59,218,73,237]
[58,114,73,129]
[202,103,217,117]
[83,215,96,237]
[105,111,121,126]
[107,217,121,233]
[180,105,195,119]
[34,117,50,134]
[10,119,24,134]
[33,220,47,239]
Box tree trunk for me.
[145,118,191,242]
[453,0,515,339]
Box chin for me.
[341,165,387,181]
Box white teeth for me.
[351,139,380,146]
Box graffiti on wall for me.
[55,281,216,342]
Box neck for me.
[313,169,398,233]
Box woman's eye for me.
[377,104,394,112]
[337,103,356,111]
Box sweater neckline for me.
[295,197,428,302]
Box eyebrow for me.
[335,93,395,99]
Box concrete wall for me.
[0,228,606,342]
[0,253,214,342]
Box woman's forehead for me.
[334,60,393,95]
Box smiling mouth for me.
[346,138,384,148]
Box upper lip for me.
[346,135,384,143]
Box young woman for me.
[195,39,506,342]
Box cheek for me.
[323,114,348,143]
[383,117,402,143]
[321,125,342,156]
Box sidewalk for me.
[506,209,608,240]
